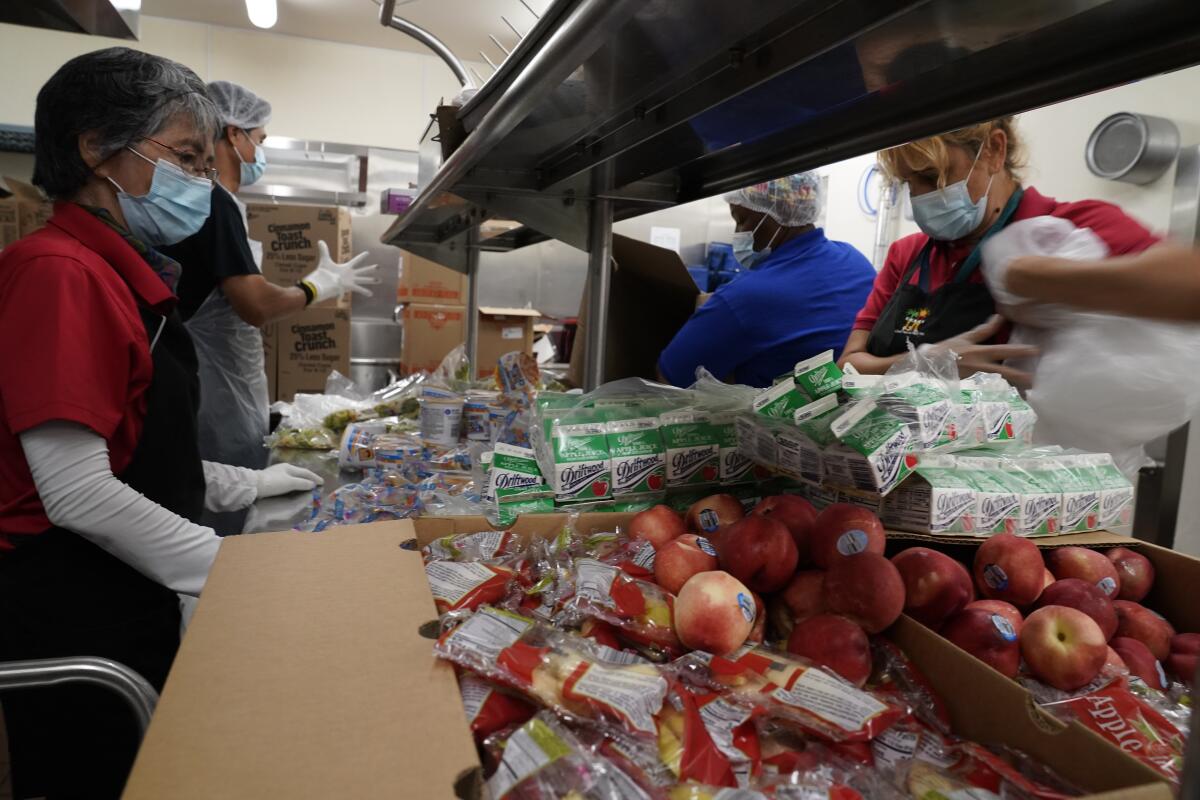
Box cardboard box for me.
[0,176,53,248]
[125,514,1172,799]
[476,306,541,377]
[272,306,350,402]
[398,250,468,305]
[245,203,352,308]
[568,235,699,387]
[262,321,278,402]
[400,303,466,376]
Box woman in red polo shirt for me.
[0,48,324,798]
[840,117,1161,385]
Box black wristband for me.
[297,280,316,306]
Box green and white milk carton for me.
[753,375,809,420]
[1085,453,1135,530]
[1050,456,1101,534]
[551,415,613,503]
[712,411,757,485]
[955,455,1020,535]
[825,400,915,495]
[660,409,720,488]
[605,413,667,498]
[1006,457,1063,536]
[792,350,843,401]
[490,442,555,524]
[781,394,840,485]
[880,374,956,450]
[734,414,774,471]
[882,454,979,535]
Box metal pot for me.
[349,311,404,392]
[1085,112,1180,185]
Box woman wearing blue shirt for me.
[658,173,876,387]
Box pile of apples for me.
[630,494,899,688]
[904,532,1196,692]
[629,497,1195,694]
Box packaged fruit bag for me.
[438,610,668,738]
[657,684,762,789]
[660,409,721,488]
[457,672,536,744]
[555,557,682,660]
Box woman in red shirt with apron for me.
[0,48,321,798]
[841,117,1161,385]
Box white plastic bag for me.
[982,217,1200,477]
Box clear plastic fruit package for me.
[671,645,909,743]
[422,529,527,564]
[657,683,762,789]
[436,608,669,739]
[458,672,537,744]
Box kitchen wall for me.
[0,16,474,151]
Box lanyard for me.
[913,187,1026,292]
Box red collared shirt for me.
[853,186,1162,332]
[0,202,177,545]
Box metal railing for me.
[0,656,159,736]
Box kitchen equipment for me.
[1085,111,1180,184]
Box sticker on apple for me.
[991,614,1017,642]
[1096,576,1117,597]
[736,592,755,623]
[697,537,717,557]
[983,563,1009,591]
[836,530,869,556]
[699,509,720,533]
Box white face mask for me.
[910,145,993,241]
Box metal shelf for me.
[380,0,1200,388]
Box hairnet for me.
[207,80,272,130]
[722,172,823,227]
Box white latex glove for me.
[242,492,316,534]
[300,241,379,304]
[255,462,324,499]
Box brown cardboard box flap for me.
[478,306,542,318]
[123,522,477,799]
[1,176,45,201]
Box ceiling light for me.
[246,0,277,29]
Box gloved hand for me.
[243,491,317,534]
[255,463,324,500]
[300,241,380,304]
[920,315,1039,390]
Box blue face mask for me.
[910,146,994,242]
[108,148,212,246]
[235,131,267,186]
[731,214,780,268]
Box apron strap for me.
[900,241,936,294]
[953,186,1025,284]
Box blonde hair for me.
[877,117,1026,187]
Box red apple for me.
[746,592,767,644]
[1037,579,1118,641]
[753,494,818,566]
[654,534,719,595]
[941,608,1020,678]
[964,600,1024,635]
[781,570,826,625]
[1168,634,1200,686]
[891,547,974,629]
[1110,637,1167,690]
[675,571,756,655]
[718,515,798,594]
[686,494,745,537]
[1104,646,1128,674]
[1113,601,1175,660]
[786,614,872,687]
[1042,569,1055,591]
[824,552,905,634]
[973,533,1045,606]
[809,504,886,568]
[629,505,687,549]
[1047,547,1121,599]
[1021,606,1108,690]
[1105,547,1155,602]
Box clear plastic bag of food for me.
[436,609,668,738]
[554,557,683,661]
[671,645,909,743]
[457,672,537,744]
[657,683,762,788]
[423,529,527,564]
[264,425,339,451]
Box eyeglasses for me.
[141,136,218,181]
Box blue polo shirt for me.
[658,229,875,388]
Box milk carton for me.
[826,400,915,495]
[712,411,756,485]
[956,456,1020,535]
[605,415,666,497]
[491,442,552,506]
[786,394,840,485]
[734,415,771,469]
[880,374,955,450]
[1084,453,1135,530]
[793,349,843,401]
[551,419,613,503]
[660,409,720,488]
[882,455,978,534]
[1051,456,1102,533]
[753,376,808,420]
[1006,458,1062,536]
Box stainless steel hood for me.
[1,0,138,39]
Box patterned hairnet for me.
[722,171,823,227]
[207,80,272,130]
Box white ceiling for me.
[143,0,553,78]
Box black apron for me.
[865,188,1024,357]
[0,301,205,799]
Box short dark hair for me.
[32,47,219,200]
